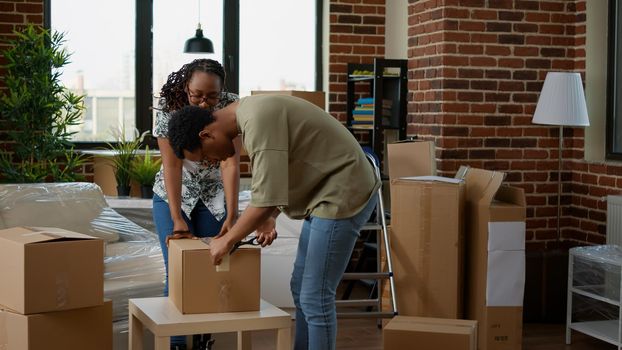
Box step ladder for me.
[335,152,398,319]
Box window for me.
[608,0,622,159]
[48,0,322,145]
[239,0,317,96]
[51,0,136,142]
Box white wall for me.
[585,0,608,161]
[385,0,408,59]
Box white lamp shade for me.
[532,72,590,127]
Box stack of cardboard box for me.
[383,141,526,350]
[0,226,111,349]
[168,239,261,314]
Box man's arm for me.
[208,205,277,265]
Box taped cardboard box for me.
[390,176,465,318]
[0,300,112,350]
[457,167,526,350]
[0,226,104,314]
[169,239,260,314]
[251,90,326,110]
[384,316,477,350]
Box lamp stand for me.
[556,125,563,242]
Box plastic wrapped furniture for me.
[0,182,165,323]
[566,245,622,349]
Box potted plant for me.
[131,146,161,199]
[105,128,147,197]
[0,24,86,182]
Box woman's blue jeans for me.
[152,194,224,346]
[290,195,377,350]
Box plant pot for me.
[116,185,131,197]
[140,185,154,199]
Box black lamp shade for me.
[184,28,214,53]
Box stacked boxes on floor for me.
[0,226,112,350]
[384,143,526,350]
[168,239,260,314]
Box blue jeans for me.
[152,194,224,346]
[290,195,377,350]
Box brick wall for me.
[328,0,386,122]
[407,0,599,250]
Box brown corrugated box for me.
[0,300,112,350]
[457,167,526,350]
[169,239,260,314]
[384,316,477,350]
[387,140,436,181]
[0,226,104,314]
[251,90,326,110]
[390,176,465,318]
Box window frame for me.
[607,0,622,160]
[45,0,323,149]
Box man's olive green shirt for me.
[236,94,379,220]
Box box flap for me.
[458,167,505,206]
[397,176,462,184]
[0,226,96,245]
[494,186,526,207]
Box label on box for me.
[486,251,525,307]
[488,222,525,251]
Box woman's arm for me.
[157,137,189,233]
[218,136,242,235]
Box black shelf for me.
[346,58,408,170]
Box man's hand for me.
[208,235,234,265]
[255,217,277,247]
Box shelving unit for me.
[346,58,407,175]
[566,245,622,349]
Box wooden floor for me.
[206,319,616,349]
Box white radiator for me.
[607,195,622,246]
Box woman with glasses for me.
[152,58,239,350]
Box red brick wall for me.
[328,0,386,122]
[407,0,597,250]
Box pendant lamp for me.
[184,0,214,53]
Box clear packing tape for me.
[570,245,622,322]
[0,182,165,322]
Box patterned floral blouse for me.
[152,92,239,220]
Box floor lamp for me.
[532,72,590,241]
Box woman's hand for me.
[217,215,237,238]
[173,218,189,234]
[255,217,277,247]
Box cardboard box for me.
[390,176,465,318]
[0,300,112,350]
[387,140,436,181]
[457,167,526,350]
[384,316,477,350]
[0,227,104,314]
[251,90,326,110]
[169,239,260,314]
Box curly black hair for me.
[168,105,215,159]
[159,59,226,113]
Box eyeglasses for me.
[187,89,220,105]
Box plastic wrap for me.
[570,245,622,323]
[0,182,165,322]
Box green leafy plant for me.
[131,146,161,186]
[0,24,86,182]
[105,128,148,189]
